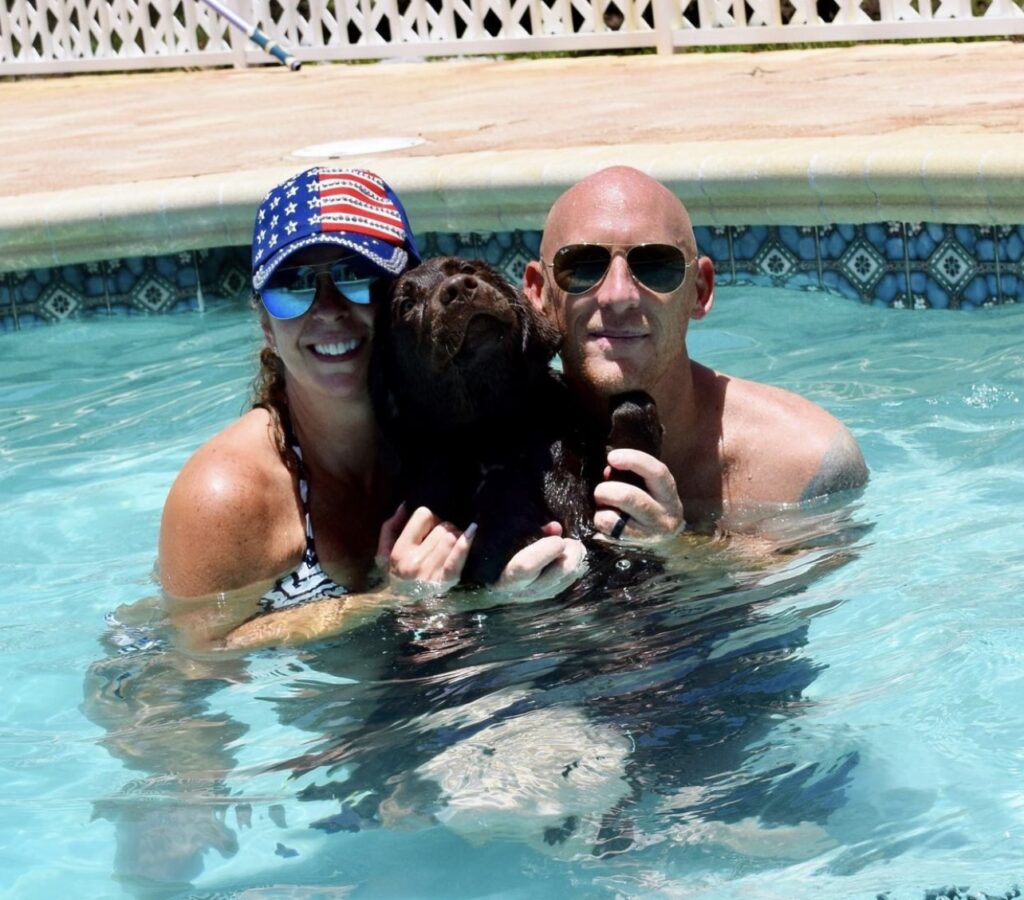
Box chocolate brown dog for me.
[372,256,661,585]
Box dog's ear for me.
[466,259,562,363]
[370,275,393,307]
[368,276,400,434]
[371,274,397,341]
[519,292,563,362]
[383,274,419,327]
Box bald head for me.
[540,167,697,261]
[522,165,715,404]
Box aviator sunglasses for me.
[260,258,378,320]
[546,242,692,295]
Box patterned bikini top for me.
[258,414,347,612]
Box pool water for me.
[2,287,1024,899]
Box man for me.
[522,166,867,539]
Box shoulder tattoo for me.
[800,428,869,502]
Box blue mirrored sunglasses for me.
[260,259,378,320]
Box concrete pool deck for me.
[1,39,1023,272]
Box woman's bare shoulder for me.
[159,408,298,598]
[170,409,284,505]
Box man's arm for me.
[590,382,868,539]
[722,376,868,509]
[799,424,868,502]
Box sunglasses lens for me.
[260,261,377,319]
[552,245,612,294]
[339,280,373,304]
[627,244,689,293]
[327,260,375,305]
[260,286,316,320]
[551,244,689,295]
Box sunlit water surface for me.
[2,287,1024,899]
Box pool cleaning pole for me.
[199,0,301,70]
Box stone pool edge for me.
[4,135,1024,273]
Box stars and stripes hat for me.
[251,167,421,291]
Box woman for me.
[158,167,583,651]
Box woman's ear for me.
[689,257,715,321]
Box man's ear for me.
[689,256,715,321]
[523,260,548,315]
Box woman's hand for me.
[377,504,475,596]
[593,448,685,541]
[380,508,586,601]
[224,504,476,649]
[494,522,587,600]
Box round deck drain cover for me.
[292,137,425,158]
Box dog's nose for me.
[441,274,478,305]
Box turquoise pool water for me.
[2,288,1024,899]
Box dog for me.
[371,256,662,585]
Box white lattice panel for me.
[1,0,1021,72]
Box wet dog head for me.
[375,257,562,430]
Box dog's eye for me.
[459,263,476,276]
[397,295,417,317]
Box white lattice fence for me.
[248,0,663,52]
[666,0,1024,43]
[1,0,1021,73]
[0,0,243,69]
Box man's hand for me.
[378,504,475,596]
[594,448,685,541]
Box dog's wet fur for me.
[372,256,662,585]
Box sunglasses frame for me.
[545,242,694,296]
[260,258,379,320]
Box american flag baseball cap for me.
[251,167,421,291]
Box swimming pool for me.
[2,286,1023,898]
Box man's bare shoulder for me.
[715,369,868,504]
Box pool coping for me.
[4,133,1024,273]
[2,42,1024,274]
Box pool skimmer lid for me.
[292,137,425,158]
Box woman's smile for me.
[309,336,367,360]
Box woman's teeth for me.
[313,338,362,357]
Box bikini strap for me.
[280,408,320,565]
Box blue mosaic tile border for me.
[709,223,1024,310]
[0,247,251,332]
[2,222,1022,330]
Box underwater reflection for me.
[83,619,249,893]
[84,503,870,892]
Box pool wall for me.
[2,220,1021,329]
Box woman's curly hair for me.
[249,295,298,473]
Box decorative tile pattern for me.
[838,239,886,293]
[993,224,1024,308]
[3,247,251,328]
[2,222,1022,330]
[0,272,17,332]
[694,226,732,280]
[417,230,542,282]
